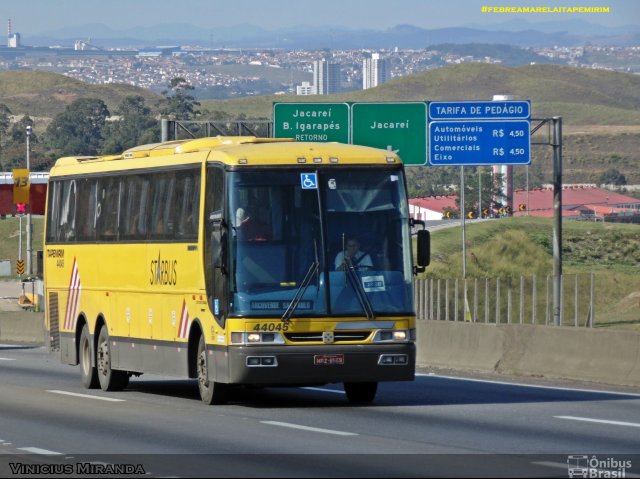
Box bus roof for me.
[50,136,401,176]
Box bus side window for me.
[149,172,173,239]
[120,175,149,241]
[96,177,121,241]
[175,168,200,241]
[58,180,77,242]
[46,181,61,243]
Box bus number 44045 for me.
[253,323,290,332]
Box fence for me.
[414,273,595,327]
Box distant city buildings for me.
[296,81,313,96]
[362,53,388,90]
[0,20,638,98]
[311,59,340,95]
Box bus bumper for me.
[219,343,415,385]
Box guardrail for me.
[414,273,596,327]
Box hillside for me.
[0,71,163,118]
[424,217,640,329]
[1,65,638,184]
[202,64,640,125]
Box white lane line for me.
[18,447,63,455]
[555,416,640,428]
[46,390,126,402]
[0,358,16,361]
[261,421,358,436]
[302,387,345,395]
[418,373,640,397]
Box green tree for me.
[0,103,11,169]
[2,115,39,169]
[46,98,110,156]
[455,167,505,217]
[102,95,159,154]
[599,168,626,186]
[160,77,200,120]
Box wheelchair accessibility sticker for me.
[301,173,318,189]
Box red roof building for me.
[410,186,640,221]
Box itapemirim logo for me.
[567,455,632,478]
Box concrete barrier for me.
[0,311,45,344]
[416,320,640,388]
[2,311,639,388]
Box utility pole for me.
[26,125,32,276]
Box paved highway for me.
[1,343,639,477]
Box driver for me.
[335,237,373,271]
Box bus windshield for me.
[226,168,413,317]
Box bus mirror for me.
[210,230,228,276]
[415,229,430,273]
[209,210,223,225]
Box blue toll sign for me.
[429,101,530,121]
[429,120,531,166]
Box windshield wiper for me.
[344,257,375,321]
[282,241,320,321]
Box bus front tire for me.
[344,381,378,404]
[96,326,129,391]
[197,336,228,405]
[79,324,99,389]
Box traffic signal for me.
[519,203,526,211]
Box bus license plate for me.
[314,354,344,366]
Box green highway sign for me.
[351,102,428,166]
[273,103,349,143]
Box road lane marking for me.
[46,390,126,402]
[418,373,640,397]
[0,358,16,361]
[261,421,358,436]
[302,387,345,394]
[555,416,640,428]
[18,447,63,455]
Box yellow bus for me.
[44,136,429,404]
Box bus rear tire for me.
[344,381,378,404]
[197,336,228,405]
[79,324,99,389]
[96,326,129,391]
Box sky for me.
[0,0,638,33]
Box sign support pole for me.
[26,126,32,276]
[552,117,563,326]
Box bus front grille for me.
[284,331,371,343]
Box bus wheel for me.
[96,326,129,391]
[79,324,98,389]
[344,382,378,404]
[197,336,228,405]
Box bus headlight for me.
[230,332,285,345]
[373,329,415,343]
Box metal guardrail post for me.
[520,275,524,324]
[495,277,501,324]
[532,274,537,325]
[589,272,595,328]
[574,274,579,327]
[485,278,489,324]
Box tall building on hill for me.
[362,53,388,90]
[312,59,340,95]
[7,19,20,48]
